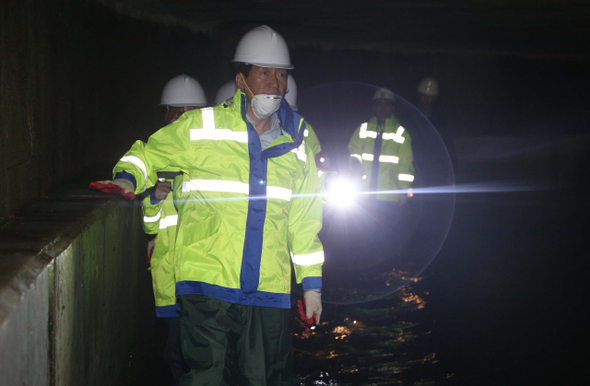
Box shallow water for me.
[294,190,589,385]
[293,281,450,385]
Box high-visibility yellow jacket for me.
[348,115,415,202]
[142,173,182,317]
[114,90,324,309]
[303,123,321,157]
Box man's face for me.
[373,99,395,121]
[236,66,288,102]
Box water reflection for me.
[293,282,451,385]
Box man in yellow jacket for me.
[142,74,207,385]
[92,25,323,385]
[348,87,415,204]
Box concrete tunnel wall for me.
[0,0,221,224]
[1,2,211,383]
[0,188,154,385]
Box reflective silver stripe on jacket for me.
[382,126,406,143]
[398,174,414,182]
[291,251,325,266]
[143,209,162,223]
[190,108,248,143]
[120,155,148,190]
[359,122,406,143]
[159,215,178,229]
[181,179,292,201]
[290,145,307,163]
[360,153,399,163]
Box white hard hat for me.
[417,77,439,96]
[215,80,237,105]
[161,74,207,107]
[285,75,298,111]
[232,25,294,69]
[372,87,395,102]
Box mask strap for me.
[240,73,258,100]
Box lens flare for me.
[325,176,358,207]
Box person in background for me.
[143,74,207,385]
[162,75,208,124]
[348,87,414,205]
[416,76,456,170]
[91,25,324,385]
[416,76,439,119]
[214,80,237,106]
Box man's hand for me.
[154,181,172,200]
[303,290,322,324]
[89,179,135,200]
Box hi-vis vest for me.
[348,115,415,201]
[142,172,182,318]
[114,90,324,309]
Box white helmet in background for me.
[161,74,207,107]
[232,25,294,69]
[215,80,237,105]
[285,75,298,111]
[417,77,439,96]
[372,87,395,102]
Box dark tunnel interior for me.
[1,0,589,385]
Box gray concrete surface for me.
[0,186,154,386]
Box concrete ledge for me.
[0,183,155,386]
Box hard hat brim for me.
[233,60,294,70]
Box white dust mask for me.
[251,94,282,119]
[240,72,283,119]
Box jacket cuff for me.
[114,171,137,191]
[302,277,322,291]
[150,192,162,205]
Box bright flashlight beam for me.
[367,180,553,196]
[133,180,551,207]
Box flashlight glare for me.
[326,177,357,207]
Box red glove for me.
[147,245,154,265]
[297,299,317,332]
[89,181,135,200]
[147,239,155,265]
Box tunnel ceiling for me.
[101,0,590,59]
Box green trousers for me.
[179,294,294,386]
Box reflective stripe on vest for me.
[181,179,292,201]
[143,209,162,223]
[361,153,399,163]
[290,146,307,163]
[291,251,325,266]
[159,214,178,230]
[350,154,362,162]
[379,155,400,163]
[382,126,406,143]
[358,123,376,138]
[398,173,415,182]
[120,155,148,190]
[190,108,248,143]
[359,123,406,143]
